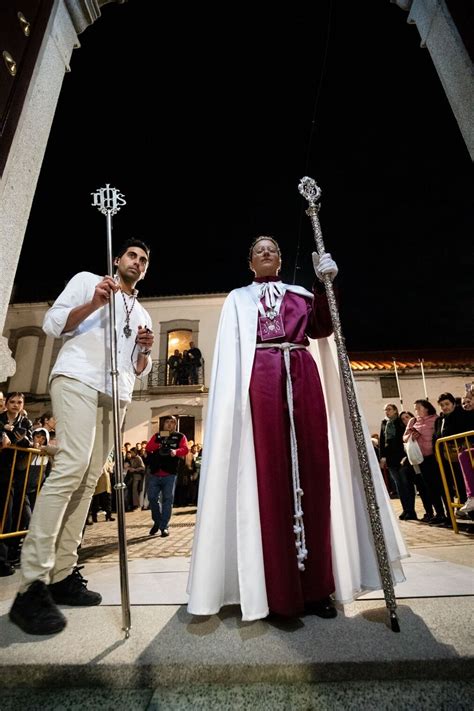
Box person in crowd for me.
[0,393,33,576]
[145,416,188,537]
[188,444,200,506]
[167,349,181,385]
[379,404,409,513]
[128,446,146,510]
[177,350,191,384]
[27,428,50,512]
[187,236,406,622]
[403,399,448,526]
[34,412,58,477]
[90,457,115,523]
[456,387,474,516]
[188,341,202,384]
[398,411,432,522]
[434,392,469,505]
[139,441,150,510]
[9,238,154,636]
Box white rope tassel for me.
[283,347,308,571]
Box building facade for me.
[2,295,473,440]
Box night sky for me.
[13,1,474,352]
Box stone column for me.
[0,0,121,382]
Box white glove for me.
[312,252,338,282]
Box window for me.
[380,376,400,398]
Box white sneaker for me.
[459,497,474,513]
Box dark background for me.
[13,1,474,351]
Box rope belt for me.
[255,342,308,570]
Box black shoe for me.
[429,514,447,526]
[0,562,16,577]
[398,512,407,520]
[9,580,67,635]
[91,513,98,523]
[49,566,102,606]
[403,513,418,521]
[420,513,433,523]
[161,529,169,537]
[149,524,159,536]
[305,597,337,619]
[105,514,115,522]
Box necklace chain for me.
[121,290,136,338]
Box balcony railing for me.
[147,359,206,388]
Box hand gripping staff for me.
[91,184,131,638]
[298,176,400,633]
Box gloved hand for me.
[312,252,338,282]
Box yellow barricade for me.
[435,430,474,534]
[0,444,47,542]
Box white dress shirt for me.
[43,272,152,402]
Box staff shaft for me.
[105,211,132,638]
[303,190,400,632]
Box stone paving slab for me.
[2,681,474,710]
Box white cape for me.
[187,284,408,621]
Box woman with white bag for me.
[403,400,448,527]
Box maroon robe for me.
[249,276,335,616]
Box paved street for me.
[78,499,474,568]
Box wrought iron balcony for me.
[147,359,206,388]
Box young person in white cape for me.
[187,236,407,622]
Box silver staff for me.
[91,184,131,638]
[298,176,400,633]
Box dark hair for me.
[6,392,25,403]
[248,235,281,262]
[40,411,54,424]
[400,410,415,420]
[164,415,177,424]
[115,238,150,260]
[414,399,436,415]
[437,392,456,405]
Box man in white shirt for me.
[9,239,154,636]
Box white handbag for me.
[404,437,424,466]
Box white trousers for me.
[20,376,126,590]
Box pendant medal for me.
[259,314,285,341]
[123,324,132,338]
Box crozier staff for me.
[9,238,154,636]
[187,236,406,621]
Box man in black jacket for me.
[188,341,202,385]
[145,416,189,537]
[379,404,410,516]
[434,392,468,503]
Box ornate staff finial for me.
[91,184,126,216]
[298,176,322,207]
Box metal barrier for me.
[0,445,47,543]
[435,430,474,534]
